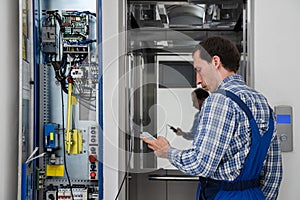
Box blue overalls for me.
[196,89,274,200]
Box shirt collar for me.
[217,74,244,90]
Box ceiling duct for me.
[167,4,205,28]
[127,1,245,51]
[129,1,243,30]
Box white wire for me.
[25,147,39,162]
[25,152,46,164]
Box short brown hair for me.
[193,88,209,100]
[193,36,240,73]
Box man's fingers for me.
[140,136,159,150]
[147,144,156,150]
[140,136,170,158]
[140,136,156,145]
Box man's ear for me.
[212,55,221,68]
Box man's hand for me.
[175,128,184,136]
[140,136,170,158]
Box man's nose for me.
[196,72,202,85]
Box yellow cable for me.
[66,82,73,154]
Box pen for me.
[167,124,177,133]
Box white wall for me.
[0,0,19,199]
[102,0,120,199]
[254,0,300,199]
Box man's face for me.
[193,50,219,92]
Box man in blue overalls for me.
[141,36,283,199]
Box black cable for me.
[114,136,133,200]
[61,88,75,200]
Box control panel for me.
[274,105,293,152]
[88,126,98,180]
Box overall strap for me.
[215,89,274,180]
[216,90,254,120]
[216,89,260,142]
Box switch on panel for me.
[274,105,293,152]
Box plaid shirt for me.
[168,74,282,200]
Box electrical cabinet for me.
[20,0,103,199]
